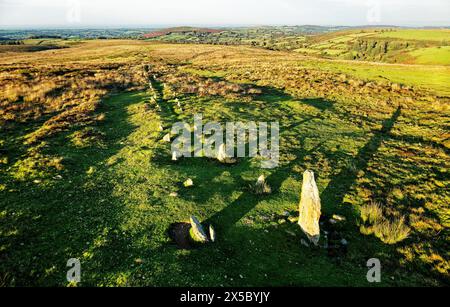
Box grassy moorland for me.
[143,27,450,66]
[0,39,449,286]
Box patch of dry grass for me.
[360,202,411,245]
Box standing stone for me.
[190,216,208,243]
[298,170,321,246]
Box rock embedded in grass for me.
[217,143,237,164]
[253,175,271,195]
[162,133,171,142]
[298,170,321,246]
[172,151,178,161]
[183,178,194,187]
[332,214,346,222]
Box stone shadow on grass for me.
[0,91,148,286]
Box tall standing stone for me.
[298,170,321,246]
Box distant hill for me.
[143,27,224,38]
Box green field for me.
[0,39,449,287]
[372,29,450,42]
[408,46,450,65]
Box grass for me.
[373,217,411,245]
[360,202,411,245]
[360,202,383,224]
[408,46,450,65]
[372,29,450,42]
[0,39,449,287]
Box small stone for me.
[33,179,41,184]
[189,216,208,243]
[332,214,346,222]
[282,211,290,217]
[329,219,337,225]
[217,143,237,164]
[254,175,271,195]
[183,178,194,187]
[340,239,348,246]
[169,192,178,197]
[162,133,171,142]
[209,225,216,242]
[288,216,299,223]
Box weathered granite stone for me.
[298,170,321,246]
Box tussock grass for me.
[360,202,411,245]
[373,216,411,245]
[360,201,383,224]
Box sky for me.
[0,0,449,28]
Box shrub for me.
[373,216,411,244]
[360,201,383,224]
[360,202,411,244]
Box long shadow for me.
[0,91,147,286]
[204,141,324,235]
[320,106,402,216]
[169,81,337,234]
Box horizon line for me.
[1,24,450,30]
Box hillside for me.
[142,27,450,65]
[0,40,448,287]
[143,27,224,38]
